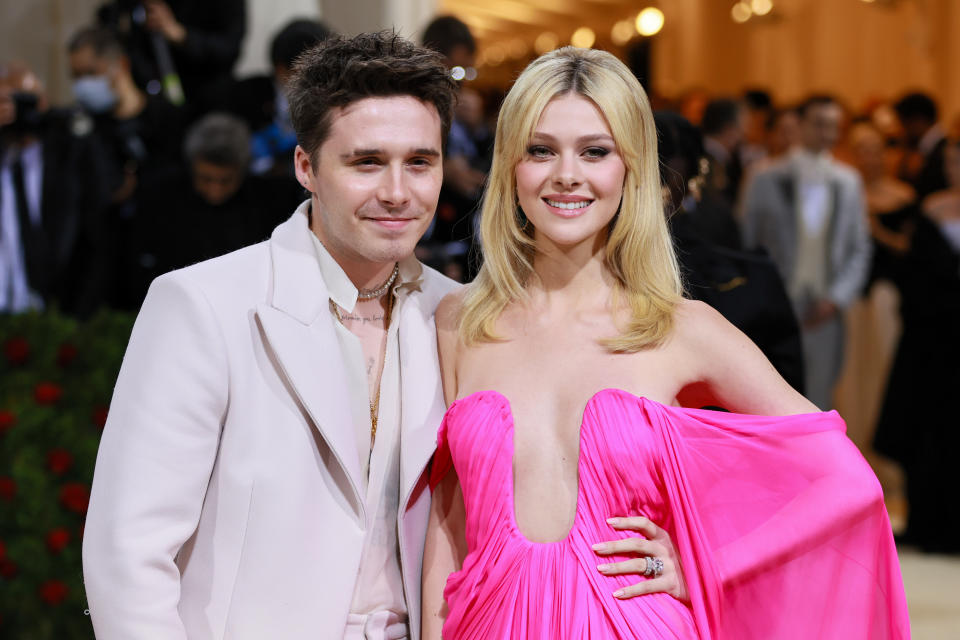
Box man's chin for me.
[364,239,419,266]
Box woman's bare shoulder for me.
[670,298,734,346]
[436,286,470,333]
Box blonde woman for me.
[421,47,908,639]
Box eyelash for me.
[525,145,611,160]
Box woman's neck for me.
[529,235,613,309]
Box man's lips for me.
[365,217,417,229]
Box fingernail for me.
[592,543,607,552]
[606,517,619,525]
[612,590,624,598]
[597,564,610,572]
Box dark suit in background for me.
[1,109,110,316]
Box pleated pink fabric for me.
[430,388,910,639]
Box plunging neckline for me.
[449,388,662,545]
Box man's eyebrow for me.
[341,148,382,160]
[340,147,441,160]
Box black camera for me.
[1,91,43,136]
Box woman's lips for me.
[543,197,593,217]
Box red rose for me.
[46,449,73,475]
[39,580,68,605]
[0,559,17,579]
[0,477,15,501]
[91,406,109,430]
[34,382,63,406]
[45,528,70,554]
[56,343,78,367]
[3,337,29,365]
[59,483,89,514]
[0,410,14,435]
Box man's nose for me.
[378,164,412,207]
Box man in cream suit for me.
[83,33,459,639]
[741,95,871,409]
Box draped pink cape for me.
[429,388,910,639]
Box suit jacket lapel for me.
[776,171,797,232]
[398,291,446,510]
[255,206,365,507]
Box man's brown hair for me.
[287,31,457,165]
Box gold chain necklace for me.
[330,286,395,447]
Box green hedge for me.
[0,310,134,638]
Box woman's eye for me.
[584,147,611,159]
[527,145,552,158]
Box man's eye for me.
[354,158,381,166]
[409,157,433,167]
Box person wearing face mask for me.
[67,25,185,309]
[0,61,110,316]
[68,26,184,199]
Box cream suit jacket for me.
[83,204,460,639]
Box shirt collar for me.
[918,123,945,157]
[2,140,41,167]
[703,136,731,165]
[791,147,833,169]
[307,225,423,314]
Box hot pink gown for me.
[429,388,910,639]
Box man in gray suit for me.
[741,95,871,409]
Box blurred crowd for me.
[659,85,960,554]
[1,7,958,552]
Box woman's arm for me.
[421,470,467,639]
[673,300,817,415]
[422,291,469,638]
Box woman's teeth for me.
[545,199,591,210]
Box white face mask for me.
[73,75,117,114]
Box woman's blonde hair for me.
[460,46,683,352]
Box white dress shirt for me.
[790,148,834,303]
[310,232,423,640]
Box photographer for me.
[0,62,110,316]
[96,0,245,115]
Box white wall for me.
[0,0,103,104]
[235,0,322,78]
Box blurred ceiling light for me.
[611,19,634,46]
[485,44,506,66]
[731,2,752,23]
[635,7,665,37]
[464,67,478,81]
[534,32,559,54]
[571,27,596,48]
[751,0,773,15]
[507,38,529,60]
[450,66,467,81]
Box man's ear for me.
[294,145,314,192]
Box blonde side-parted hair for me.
[460,46,683,352]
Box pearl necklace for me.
[357,263,399,300]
